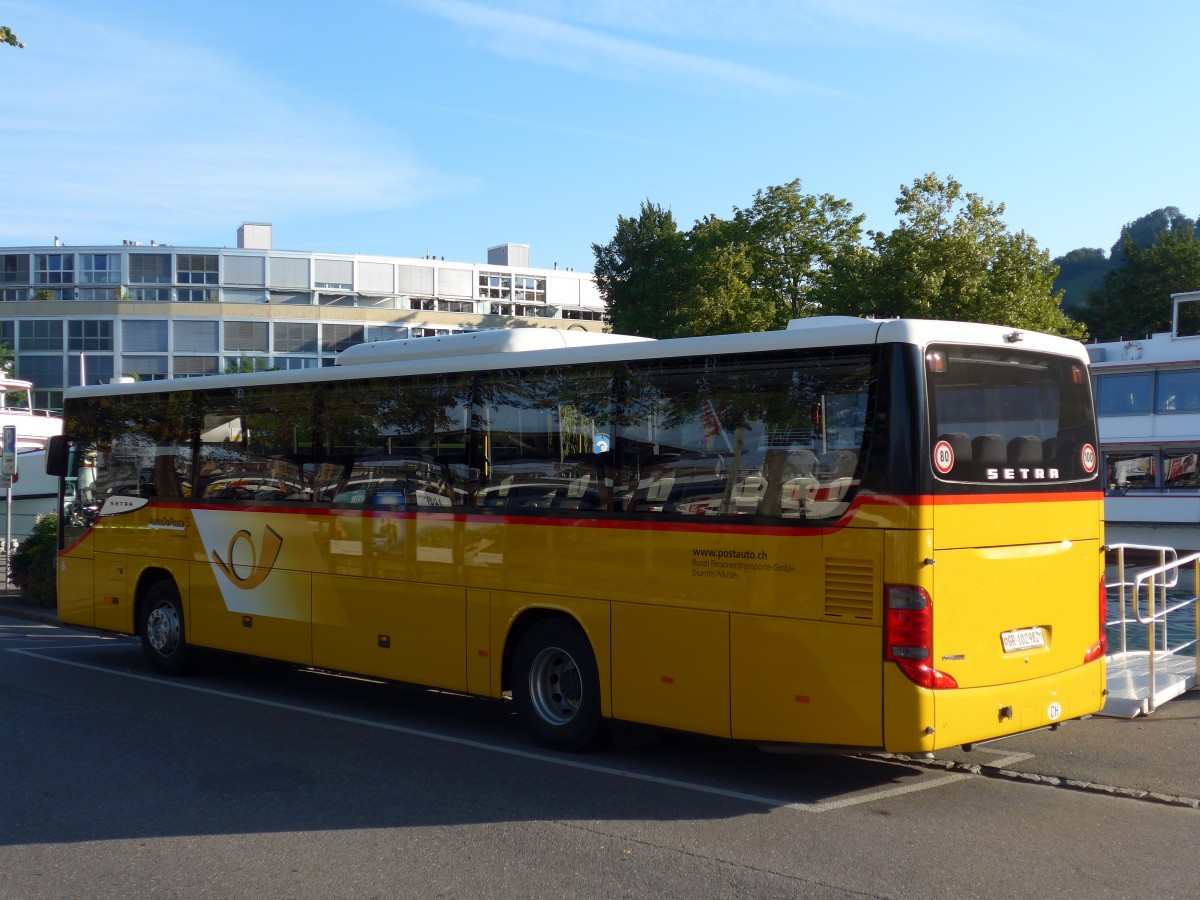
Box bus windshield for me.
[927,343,1098,485]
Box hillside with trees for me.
[594,179,1200,343]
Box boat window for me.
[1163,450,1200,489]
[1096,373,1152,416]
[1155,369,1200,414]
[1105,452,1156,492]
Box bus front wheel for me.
[140,580,190,676]
[512,619,603,751]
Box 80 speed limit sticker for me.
[933,440,955,474]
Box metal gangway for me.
[1100,544,1200,717]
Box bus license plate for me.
[1001,627,1045,652]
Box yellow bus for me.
[47,317,1107,754]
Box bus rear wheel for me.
[140,580,190,676]
[512,619,603,751]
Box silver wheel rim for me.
[528,645,583,726]
[146,603,181,656]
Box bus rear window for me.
[927,344,1098,485]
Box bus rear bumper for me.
[883,659,1106,754]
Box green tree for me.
[814,173,1085,338]
[684,216,773,337]
[1084,228,1200,341]
[2,26,23,48]
[730,179,864,326]
[594,182,862,338]
[592,201,692,337]
[10,516,57,606]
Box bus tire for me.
[512,618,604,752]
[140,579,190,676]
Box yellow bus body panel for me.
[312,574,467,690]
[731,615,882,745]
[611,602,731,738]
[56,553,95,627]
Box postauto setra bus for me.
[47,316,1107,754]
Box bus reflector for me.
[885,585,958,690]
[1084,574,1107,664]
[925,351,946,374]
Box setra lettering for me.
[985,467,1061,481]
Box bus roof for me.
[62,317,1090,401]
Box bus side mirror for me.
[45,435,69,477]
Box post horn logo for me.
[211,525,283,590]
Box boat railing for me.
[1106,543,1200,714]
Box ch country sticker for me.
[211,525,283,590]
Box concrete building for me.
[0,224,605,410]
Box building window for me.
[175,320,219,353]
[177,254,219,285]
[123,319,169,353]
[314,258,353,290]
[127,287,171,302]
[224,355,272,373]
[128,253,171,284]
[1,254,30,284]
[17,355,64,390]
[79,253,121,284]
[69,354,114,386]
[274,322,317,354]
[0,288,27,302]
[68,320,115,351]
[18,320,63,351]
[224,321,269,352]
[177,288,217,302]
[34,253,74,285]
[322,323,364,353]
[173,356,219,377]
[76,288,124,301]
[562,308,604,321]
[367,325,409,342]
[479,272,511,300]
[513,275,546,304]
[121,356,169,381]
[276,357,319,370]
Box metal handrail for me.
[1107,544,1200,713]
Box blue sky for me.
[1,1,1195,272]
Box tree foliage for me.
[1084,227,1200,341]
[813,173,1085,338]
[729,180,864,325]
[592,201,691,338]
[593,181,862,338]
[2,26,23,48]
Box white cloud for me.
[400,0,839,96]
[0,6,476,244]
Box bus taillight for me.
[885,585,958,690]
[1084,574,1107,664]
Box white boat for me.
[1088,289,1200,551]
[0,377,64,543]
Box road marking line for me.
[11,644,966,814]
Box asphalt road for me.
[2,613,1197,899]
